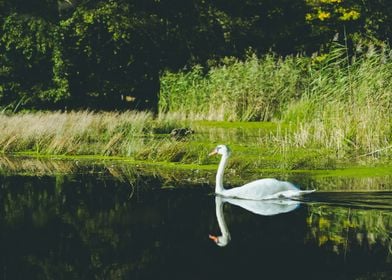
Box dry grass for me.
[0,111,154,156]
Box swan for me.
[209,144,315,200]
[209,196,299,246]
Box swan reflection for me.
[209,196,300,247]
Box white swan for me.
[209,196,299,246]
[209,144,315,200]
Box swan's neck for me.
[215,196,230,240]
[215,154,229,194]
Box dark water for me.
[0,171,391,280]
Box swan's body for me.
[209,196,299,246]
[209,145,315,200]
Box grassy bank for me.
[0,110,391,171]
[0,111,197,161]
[0,45,391,169]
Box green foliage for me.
[0,13,66,110]
[58,1,162,110]
[1,1,392,111]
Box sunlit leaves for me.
[305,0,361,23]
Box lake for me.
[0,159,391,280]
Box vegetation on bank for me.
[1,43,391,170]
[160,44,392,160]
[0,108,390,172]
[1,1,392,111]
[161,44,392,123]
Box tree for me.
[0,12,69,110]
[58,1,163,110]
[1,0,392,111]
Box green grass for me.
[0,44,391,171]
[160,44,392,159]
[0,109,390,171]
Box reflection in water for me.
[0,168,391,279]
[2,156,392,192]
[302,192,392,258]
[209,196,299,247]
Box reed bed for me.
[160,44,392,159]
[0,45,391,166]
[0,111,187,159]
[160,54,306,121]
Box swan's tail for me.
[297,189,316,195]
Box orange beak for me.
[208,149,218,156]
[209,234,218,243]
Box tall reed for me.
[160,44,392,156]
[280,44,392,156]
[160,54,307,121]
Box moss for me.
[8,150,392,179]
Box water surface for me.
[0,164,391,280]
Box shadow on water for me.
[0,157,391,279]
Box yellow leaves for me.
[338,9,360,21]
[306,10,331,21]
[305,0,361,22]
[318,11,331,21]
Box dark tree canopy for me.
[0,0,391,111]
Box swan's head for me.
[209,234,230,247]
[209,144,231,157]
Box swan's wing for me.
[223,178,299,200]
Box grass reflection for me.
[306,203,392,262]
[0,168,391,279]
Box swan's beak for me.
[208,149,218,156]
[209,234,218,243]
